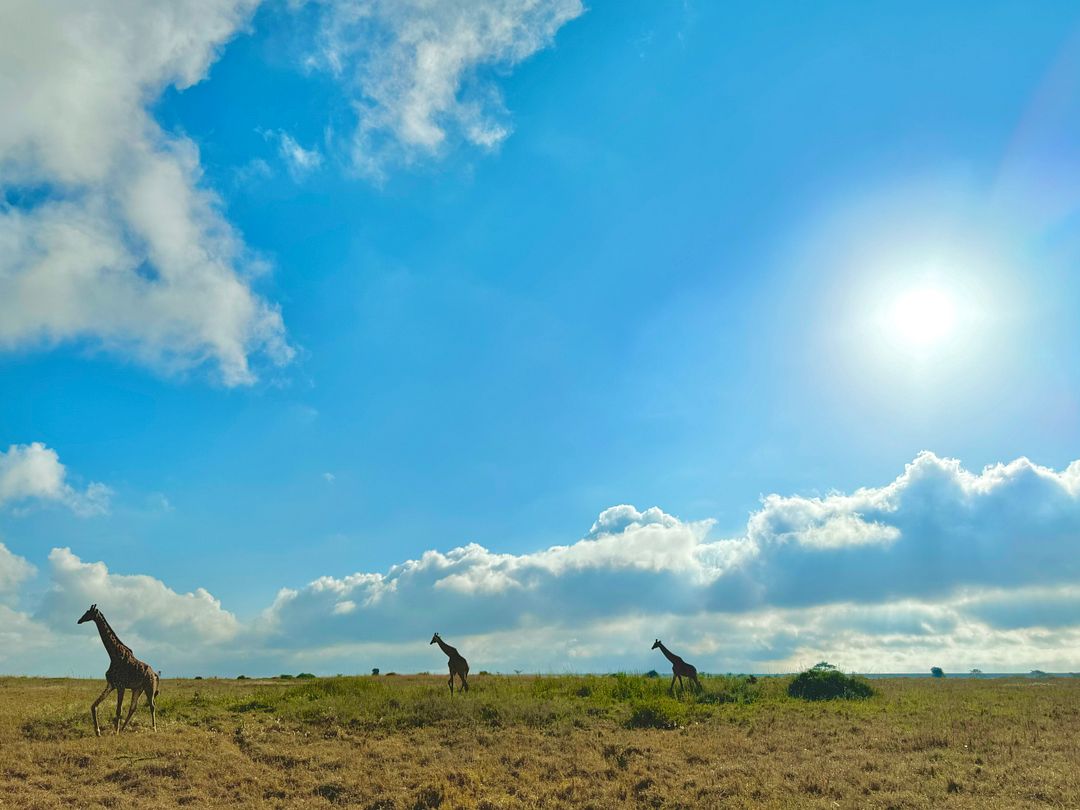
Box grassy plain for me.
[0,673,1077,808]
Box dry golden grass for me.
[0,673,1077,808]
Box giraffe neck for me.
[94,614,134,664]
[436,637,455,658]
[658,643,679,665]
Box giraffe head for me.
[430,633,441,645]
[651,638,661,650]
[77,604,100,625]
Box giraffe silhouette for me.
[78,604,159,735]
[430,633,469,694]
[651,639,702,695]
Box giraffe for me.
[651,639,702,695]
[430,633,469,694]
[77,604,159,736]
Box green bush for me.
[788,668,873,701]
[296,673,317,679]
[625,698,686,729]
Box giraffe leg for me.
[148,687,157,731]
[113,687,126,734]
[121,689,141,731]
[448,665,455,695]
[460,671,469,692]
[90,685,113,737]
[669,673,677,695]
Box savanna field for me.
[1,674,1077,809]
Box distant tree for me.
[812,661,838,671]
[513,669,523,676]
[194,676,203,680]
[236,675,249,680]
[970,668,982,675]
[645,670,661,678]
[1030,670,1048,678]
[371,668,380,676]
[296,672,316,679]
[278,674,294,679]
[930,667,945,678]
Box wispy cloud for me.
[271,130,324,179]
[306,0,585,176]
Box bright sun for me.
[888,285,957,348]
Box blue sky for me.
[1,0,1079,676]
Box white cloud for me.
[0,0,585,381]
[36,548,240,649]
[0,546,246,676]
[0,442,111,516]
[0,0,292,385]
[734,452,1080,610]
[277,132,324,179]
[307,0,585,175]
[3,452,1080,675]
[256,452,1080,667]
[0,543,35,600]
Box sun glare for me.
[887,285,957,348]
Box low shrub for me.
[788,668,873,701]
[296,673,317,679]
[625,698,686,729]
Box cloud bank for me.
[1,452,1077,676]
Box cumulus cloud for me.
[0,442,111,516]
[261,505,750,648]
[3,452,1080,675]
[0,543,35,600]
[736,452,1080,610]
[36,548,240,648]
[0,0,292,385]
[307,0,584,175]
